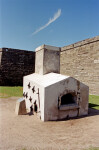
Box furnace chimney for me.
[35,45,60,75]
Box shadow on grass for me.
[89,103,99,108]
[88,103,99,117]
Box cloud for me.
[32,9,61,35]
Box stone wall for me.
[60,36,99,95]
[0,48,35,86]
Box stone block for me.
[15,97,27,115]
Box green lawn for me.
[89,95,99,110]
[0,86,99,110]
[0,86,23,98]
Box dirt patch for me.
[0,97,99,150]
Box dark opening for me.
[61,93,75,105]
[29,105,33,115]
[34,101,38,113]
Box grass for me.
[89,95,99,110]
[0,86,99,110]
[0,86,23,98]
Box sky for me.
[0,0,99,51]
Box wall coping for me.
[1,47,34,52]
[61,35,99,51]
[35,44,60,52]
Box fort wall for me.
[60,36,99,95]
[0,48,35,86]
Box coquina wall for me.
[60,36,99,95]
[0,48,35,86]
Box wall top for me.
[35,44,60,52]
[1,47,34,52]
[61,35,99,51]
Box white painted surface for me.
[23,72,89,121]
[23,76,45,121]
[24,73,69,87]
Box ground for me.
[0,97,99,150]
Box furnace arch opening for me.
[61,93,76,105]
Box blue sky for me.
[0,0,99,51]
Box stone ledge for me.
[15,97,27,115]
[59,104,79,111]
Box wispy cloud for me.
[32,9,61,35]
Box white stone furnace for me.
[23,45,89,121]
